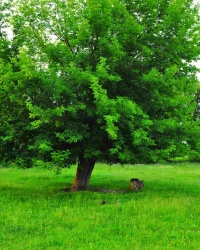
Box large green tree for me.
[1,0,199,190]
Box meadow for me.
[0,163,199,250]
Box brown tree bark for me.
[71,154,96,191]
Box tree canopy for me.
[0,0,200,190]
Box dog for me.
[130,178,144,192]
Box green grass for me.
[0,163,199,250]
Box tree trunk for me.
[71,154,96,191]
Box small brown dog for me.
[130,178,144,192]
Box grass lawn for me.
[0,163,199,250]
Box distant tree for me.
[0,0,199,190]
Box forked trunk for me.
[71,155,96,191]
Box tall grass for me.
[0,163,199,250]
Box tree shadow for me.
[1,176,199,200]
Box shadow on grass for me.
[0,177,199,201]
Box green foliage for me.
[51,150,71,168]
[0,0,200,167]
